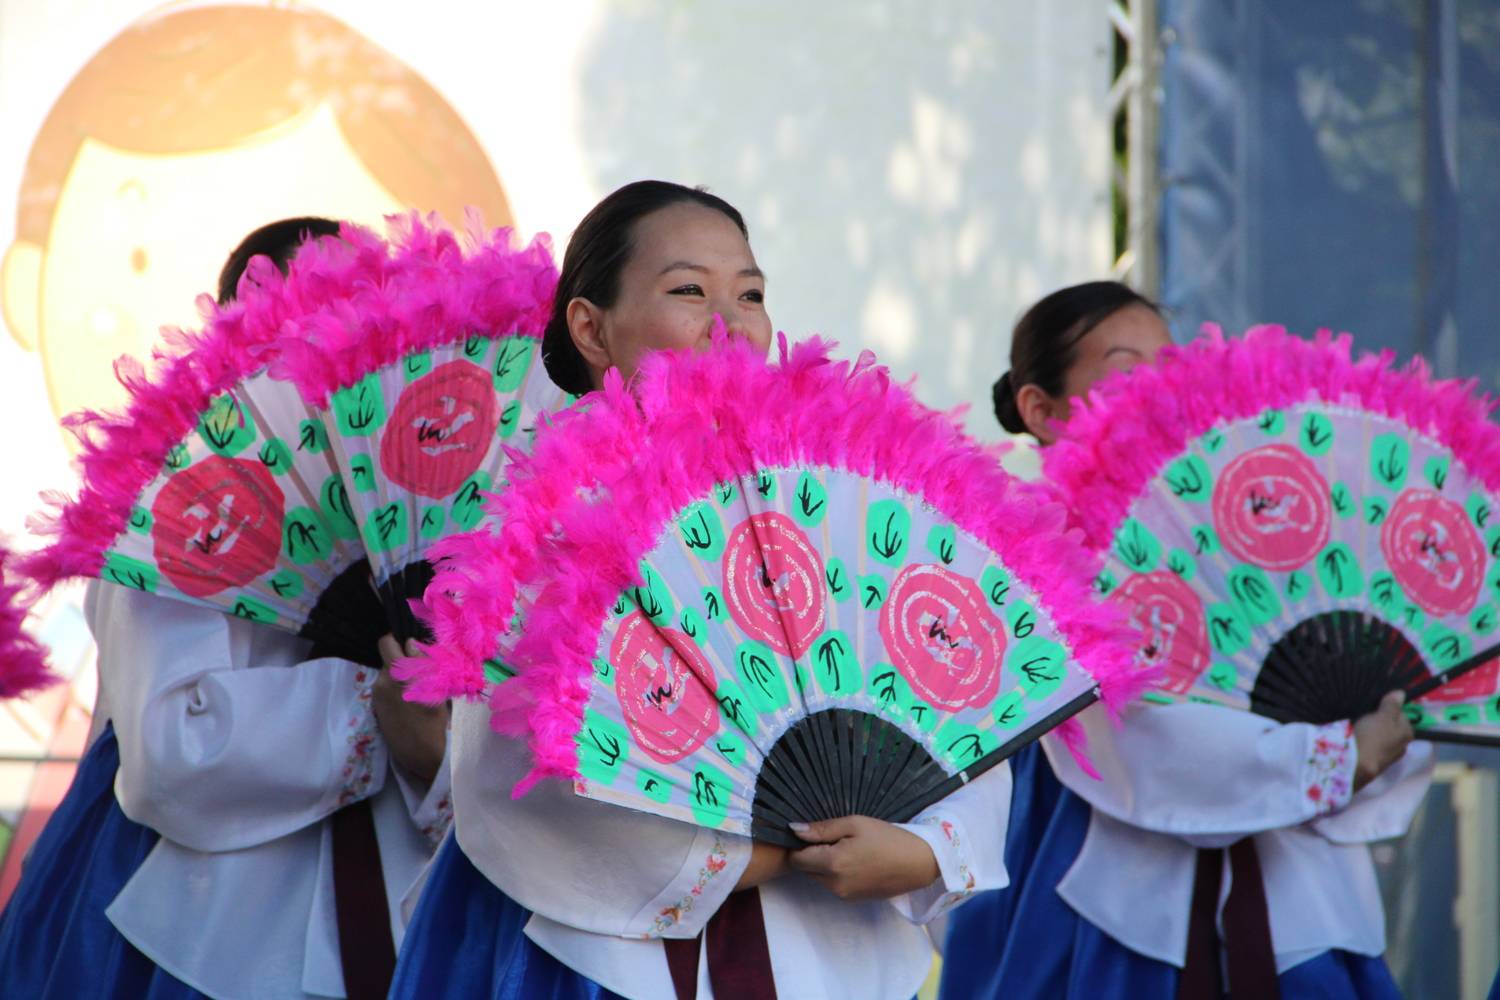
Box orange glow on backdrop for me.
[4,1,511,430]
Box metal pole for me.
[1127,0,1161,298]
[1440,762,1500,1000]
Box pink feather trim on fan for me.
[0,539,59,698]
[408,329,1143,793]
[1043,324,1500,552]
[268,211,557,407]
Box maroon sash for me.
[663,887,778,1000]
[1178,840,1280,1000]
[330,799,397,999]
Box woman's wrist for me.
[880,826,940,894]
[735,841,790,890]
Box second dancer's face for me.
[1025,304,1173,444]
[1058,304,1173,404]
[570,202,773,390]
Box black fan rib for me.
[1254,612,1428,724]
[750,691,1098,847]
[378,560,437,645]
[301,558,385,668]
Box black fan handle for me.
[1405,639,1500,702]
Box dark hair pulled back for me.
[992,281,1160,435]
[216,216,341,305]
[541,180,749,396]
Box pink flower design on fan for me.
[381,360,501,498]
[1211,444,1332,571]
[1112,570,1210,694]
[880,564,1005,711]
[723,512,827,660]
[150,455,285,597]
[610,612,720,764]
[1381,489,1485,617]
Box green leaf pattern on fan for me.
[127,506,152,535]
[1097,402,1500,744]
[569,467,1100,838]
[197,393,256,458]
[1299,412,1334,457]
[298,419,330,455]
[1114,518,1161,573]
[331,375,387,438]
[258,438,294,476]
[1163,456,1212,502]
[419,505,447,540]
[679,501,727,561]
[491,338,534,392]
[866,499,910,567]
[404,351,434,381]
[793,472,829,527]
[1256,409,1286,436]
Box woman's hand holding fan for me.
[1352,690,1415,789]
[374,635,449,786]
[787,815,943,899]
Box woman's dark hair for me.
[992,281,1160,435]
[542,180,749,396]
[216,216,342,305]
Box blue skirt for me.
[391,834,626,999]
[939,745,1402,999]
[0,725,207,998]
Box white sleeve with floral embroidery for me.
[102,584,389,849]
[1046,701,1368,846]
[889,759,1012,924]
[392,741,455,849]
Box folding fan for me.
[18,233,406,665]
[1046,324,1500,745]
[270,214,563,644]
[414,334,1140,845]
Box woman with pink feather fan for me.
[942,285,1429,1000]
[0,220,452,1000]
[386,181,1068,1000]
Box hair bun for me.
[992,371,1027,434]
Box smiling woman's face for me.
[570,201,773,390]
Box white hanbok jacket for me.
[88,583,452,1000]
